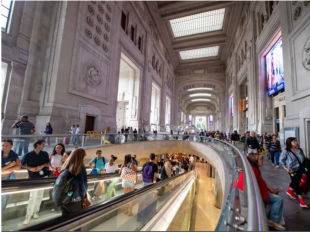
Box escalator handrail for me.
[21,170,195,231]
[1,172,141,193]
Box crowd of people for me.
[1,135,196,226]
[229,130,310,231]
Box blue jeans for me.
[142,182,153,187]
[2,175,16,214]
[264,193,283,223]
[270,150,280,165]
[18,138,30,157]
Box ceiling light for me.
[190,93,211,97]
[191,99,210,102]
[170,8,225,38]
[188,87,213,91]
[180,46,219,60]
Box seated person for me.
[88,150,107,174]
[237,153,285,231]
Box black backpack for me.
[52,169,75,206]
[94,157,106,167]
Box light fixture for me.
[170,8,226,38]
[188,87,213,91]
[180,46,219,60]
[191,99,211,102]
[190,93,211,97]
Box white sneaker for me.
[276,165,280,169]
[33,212,39,219]
[23,216,31,225]
[51,209,55,212]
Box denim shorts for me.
[122,179,135,188]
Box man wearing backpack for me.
[142,153,158,187]
[88,150,107,174]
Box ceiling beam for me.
[172,34,226,51]
[159,1,236,21]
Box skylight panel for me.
[180,46,219,60]
[191,99,211,102]
[170,8,225,38]
[188,87,213,91]
[190,93,211,97]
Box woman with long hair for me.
[119,154,137,216]
[49,143,65,176]
[60,148,88,215]
[280,137,308,208]
[247,153,285,231]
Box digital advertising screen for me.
[266,37,285,96]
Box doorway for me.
[116,53,141,132]
[85,115,95,133]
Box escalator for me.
[1,172,144,231]
[17,171,197,231]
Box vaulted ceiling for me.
[146,1,245,120]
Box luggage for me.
[63,137,70,145]
[94,181,107,197]
[300,174,310,194]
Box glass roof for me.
[180,46,219,60]
[190,93,211,97]
[191,99,210,102]
[188,87,213,91]
[170,8,225,38]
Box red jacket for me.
[236,165,269,201]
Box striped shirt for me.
[268,140,281,151]
[16,121,35,135]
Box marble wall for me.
[1,1,176,135]
[225,1,310,155]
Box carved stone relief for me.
[81,2,113,56]
[85,62,102,87]
[302,37,310,71]
[294,3,302,20]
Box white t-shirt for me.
[50,154,62,169]
[105,163,119,173]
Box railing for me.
[1,133,268,231]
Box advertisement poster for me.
[266,38,285,96]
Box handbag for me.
[290,149,309,173]
[94,181,107,197]
[121,167,136,183]
[80,192,91,209]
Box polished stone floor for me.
[237,143,310,231]
[260,156,310,231]
[190,163,221,231]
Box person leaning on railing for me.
[11,115,36,157]
[2,139,21,220]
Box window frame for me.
[1,0,14,33]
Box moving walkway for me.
[2,134,268,231]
